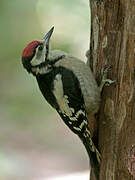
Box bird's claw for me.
[99,66,116,92]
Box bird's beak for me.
[42,26,54,61]
[42,26,54,42]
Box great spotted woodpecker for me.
[21,27,114,179]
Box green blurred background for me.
[0,0,90,179]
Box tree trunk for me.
[89,0,135,179]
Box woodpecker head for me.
[22,27,54,75]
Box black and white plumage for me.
[22,27,101,179]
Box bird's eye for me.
[38,45,43,51]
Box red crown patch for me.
[22,40,40,57]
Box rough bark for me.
[89,0,135,179]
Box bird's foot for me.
[99,66,116,92]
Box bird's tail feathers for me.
[79,130,101,180]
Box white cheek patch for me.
[30,46,52,75]
[31,57,42,66]
[31,47,46,66]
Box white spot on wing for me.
[53,74,88,134]
[69,110,86,121]
[79,120,87,129]
[73,127,81,131]
[70,117,77,121]
[53,74,74,117]
[76,110,85,118]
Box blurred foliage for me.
[0,0,89,179]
